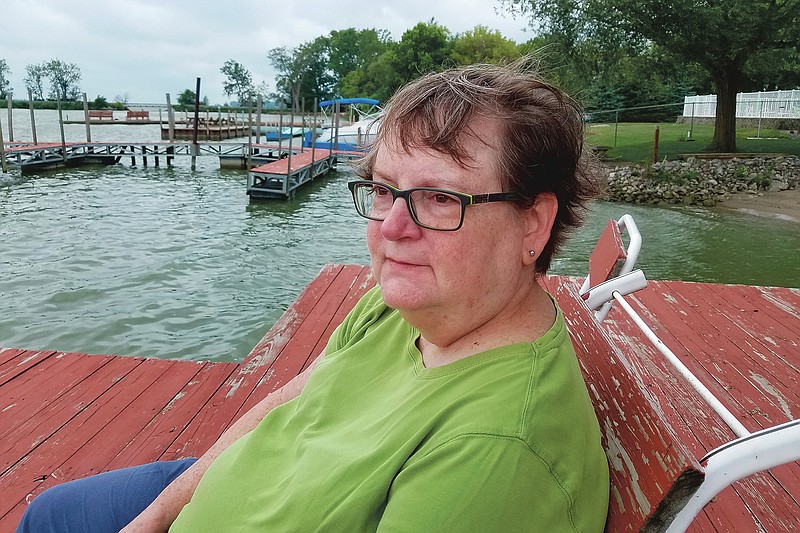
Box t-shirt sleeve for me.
[376,435,589,533]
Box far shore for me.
[715,187,800,224]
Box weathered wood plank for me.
[545,275,705,531]
[1,268,798,532]
[0,349,56,387]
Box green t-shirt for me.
[171,287,609,532]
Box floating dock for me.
[247,148,362,199]
[0,265,798,530]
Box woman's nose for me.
[380,197,421,240]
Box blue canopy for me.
[319,98,380,108]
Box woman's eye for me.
[433,193,456,204]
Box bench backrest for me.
[127,110,149,119]
[547,276,704,531]
[89,110,113,119]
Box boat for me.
[306,98,381,151]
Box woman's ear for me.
[522,192,558,265]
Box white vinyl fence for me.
[684,90,800,119]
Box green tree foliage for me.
[391,20,453,84]
[327,28,391,95]
[501,0,800,152]
[340,51,399,102]
[24,63,48,100]
[45,59,82,100]
[270,37,334,110]
[451,26,521,65]
[91,95,109,109]
[177,89,208,110]
[220,59,254,105]
[0,59,11,99]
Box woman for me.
[18,59,609,532]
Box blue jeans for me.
[15,458,196,533]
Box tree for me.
[269,38,334,110]
[24,63,47,100]
[91,95,109,109]
[451,26,521,65]
[177,89,208,109]
[327,28,392,94]
[45,59,82,100]
[390,20,453,86]
[0,59,11,99]
[220,59,254,106]
[501,0,800,152]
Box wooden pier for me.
[2,141,363,198]
[1,265,798,531]
[247,149,362,199]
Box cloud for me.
[1,0,531,104]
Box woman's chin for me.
[378,280,433,311]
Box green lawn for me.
[586,122,800,163]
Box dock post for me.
[246,97,253,169]
[300,97,305,153]
[57,91,67,164]
[287,104,294,176]
[278,103,284,156]
[0,113,8,173]
[191,77,201,171]
[82,93,92,143]
[166,93,175,142]
[27,90,38,145]
[6,92,13,142]
[256,95,263,144]
[311,97,317,167]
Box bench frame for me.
[576,214,800,532]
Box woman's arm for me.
[121,353,325,532]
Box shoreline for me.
[714,187,800,223]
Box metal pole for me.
[57,91,67,163]
[757,99,764,139]
[256,95,263,144]
[614,111,619,148]
[689,101,695,141]
[300,97,305,153]
[653,126,660,163]
[311,97,317,165]
[28,90,37,145]
[6,92,13,142]
[278,103,284,154]
[0,113,8,173]
[287,103,294,174]
[82,93,91,142]
[191,77,201,170]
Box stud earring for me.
[529,250,536,257]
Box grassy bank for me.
[587,122,800,162]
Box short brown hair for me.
[355,57,601,274]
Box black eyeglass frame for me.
[347,180,521,231]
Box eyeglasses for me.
[347,180,520,231]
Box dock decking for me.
[1,265,798,531]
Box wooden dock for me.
[247,148,363,199]
[1,141,339,175]
[1,265,798,531]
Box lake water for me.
[1,110,798,362]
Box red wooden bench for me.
[552,214,800,531]
[126,110,149,120]
[88,110,114,120]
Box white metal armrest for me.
[666,419,800,532]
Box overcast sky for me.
[2,0,533,105]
